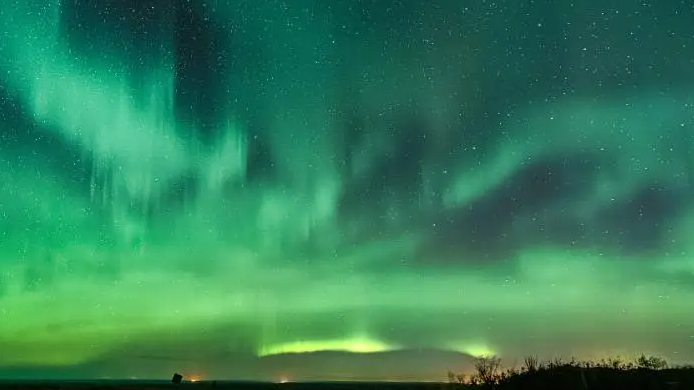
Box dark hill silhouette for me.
[0,349,478,382]
[259,349,479,382]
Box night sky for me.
[1,0,694,382]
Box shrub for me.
[635,354,668,370]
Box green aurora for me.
[1,0,694,381]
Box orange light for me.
[189,376,202,383]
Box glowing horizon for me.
[258,337,396,356]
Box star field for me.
[1,0,694,381]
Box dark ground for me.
[0,381,448,390]
[2,367,694,390]
[491,366,694,390]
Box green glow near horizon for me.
[259,337,395,356]
[1,0,694,381]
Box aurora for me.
[1,0,693,381]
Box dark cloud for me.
[419,152,692,264]
[418,154,601,262]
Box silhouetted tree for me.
[636,354,668,370]
[447,370,465,384]
[470,355,502,387]
[522,355,539,372]
[446,354,684,389]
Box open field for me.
[2,367,694,390]
[0,381,447,390]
